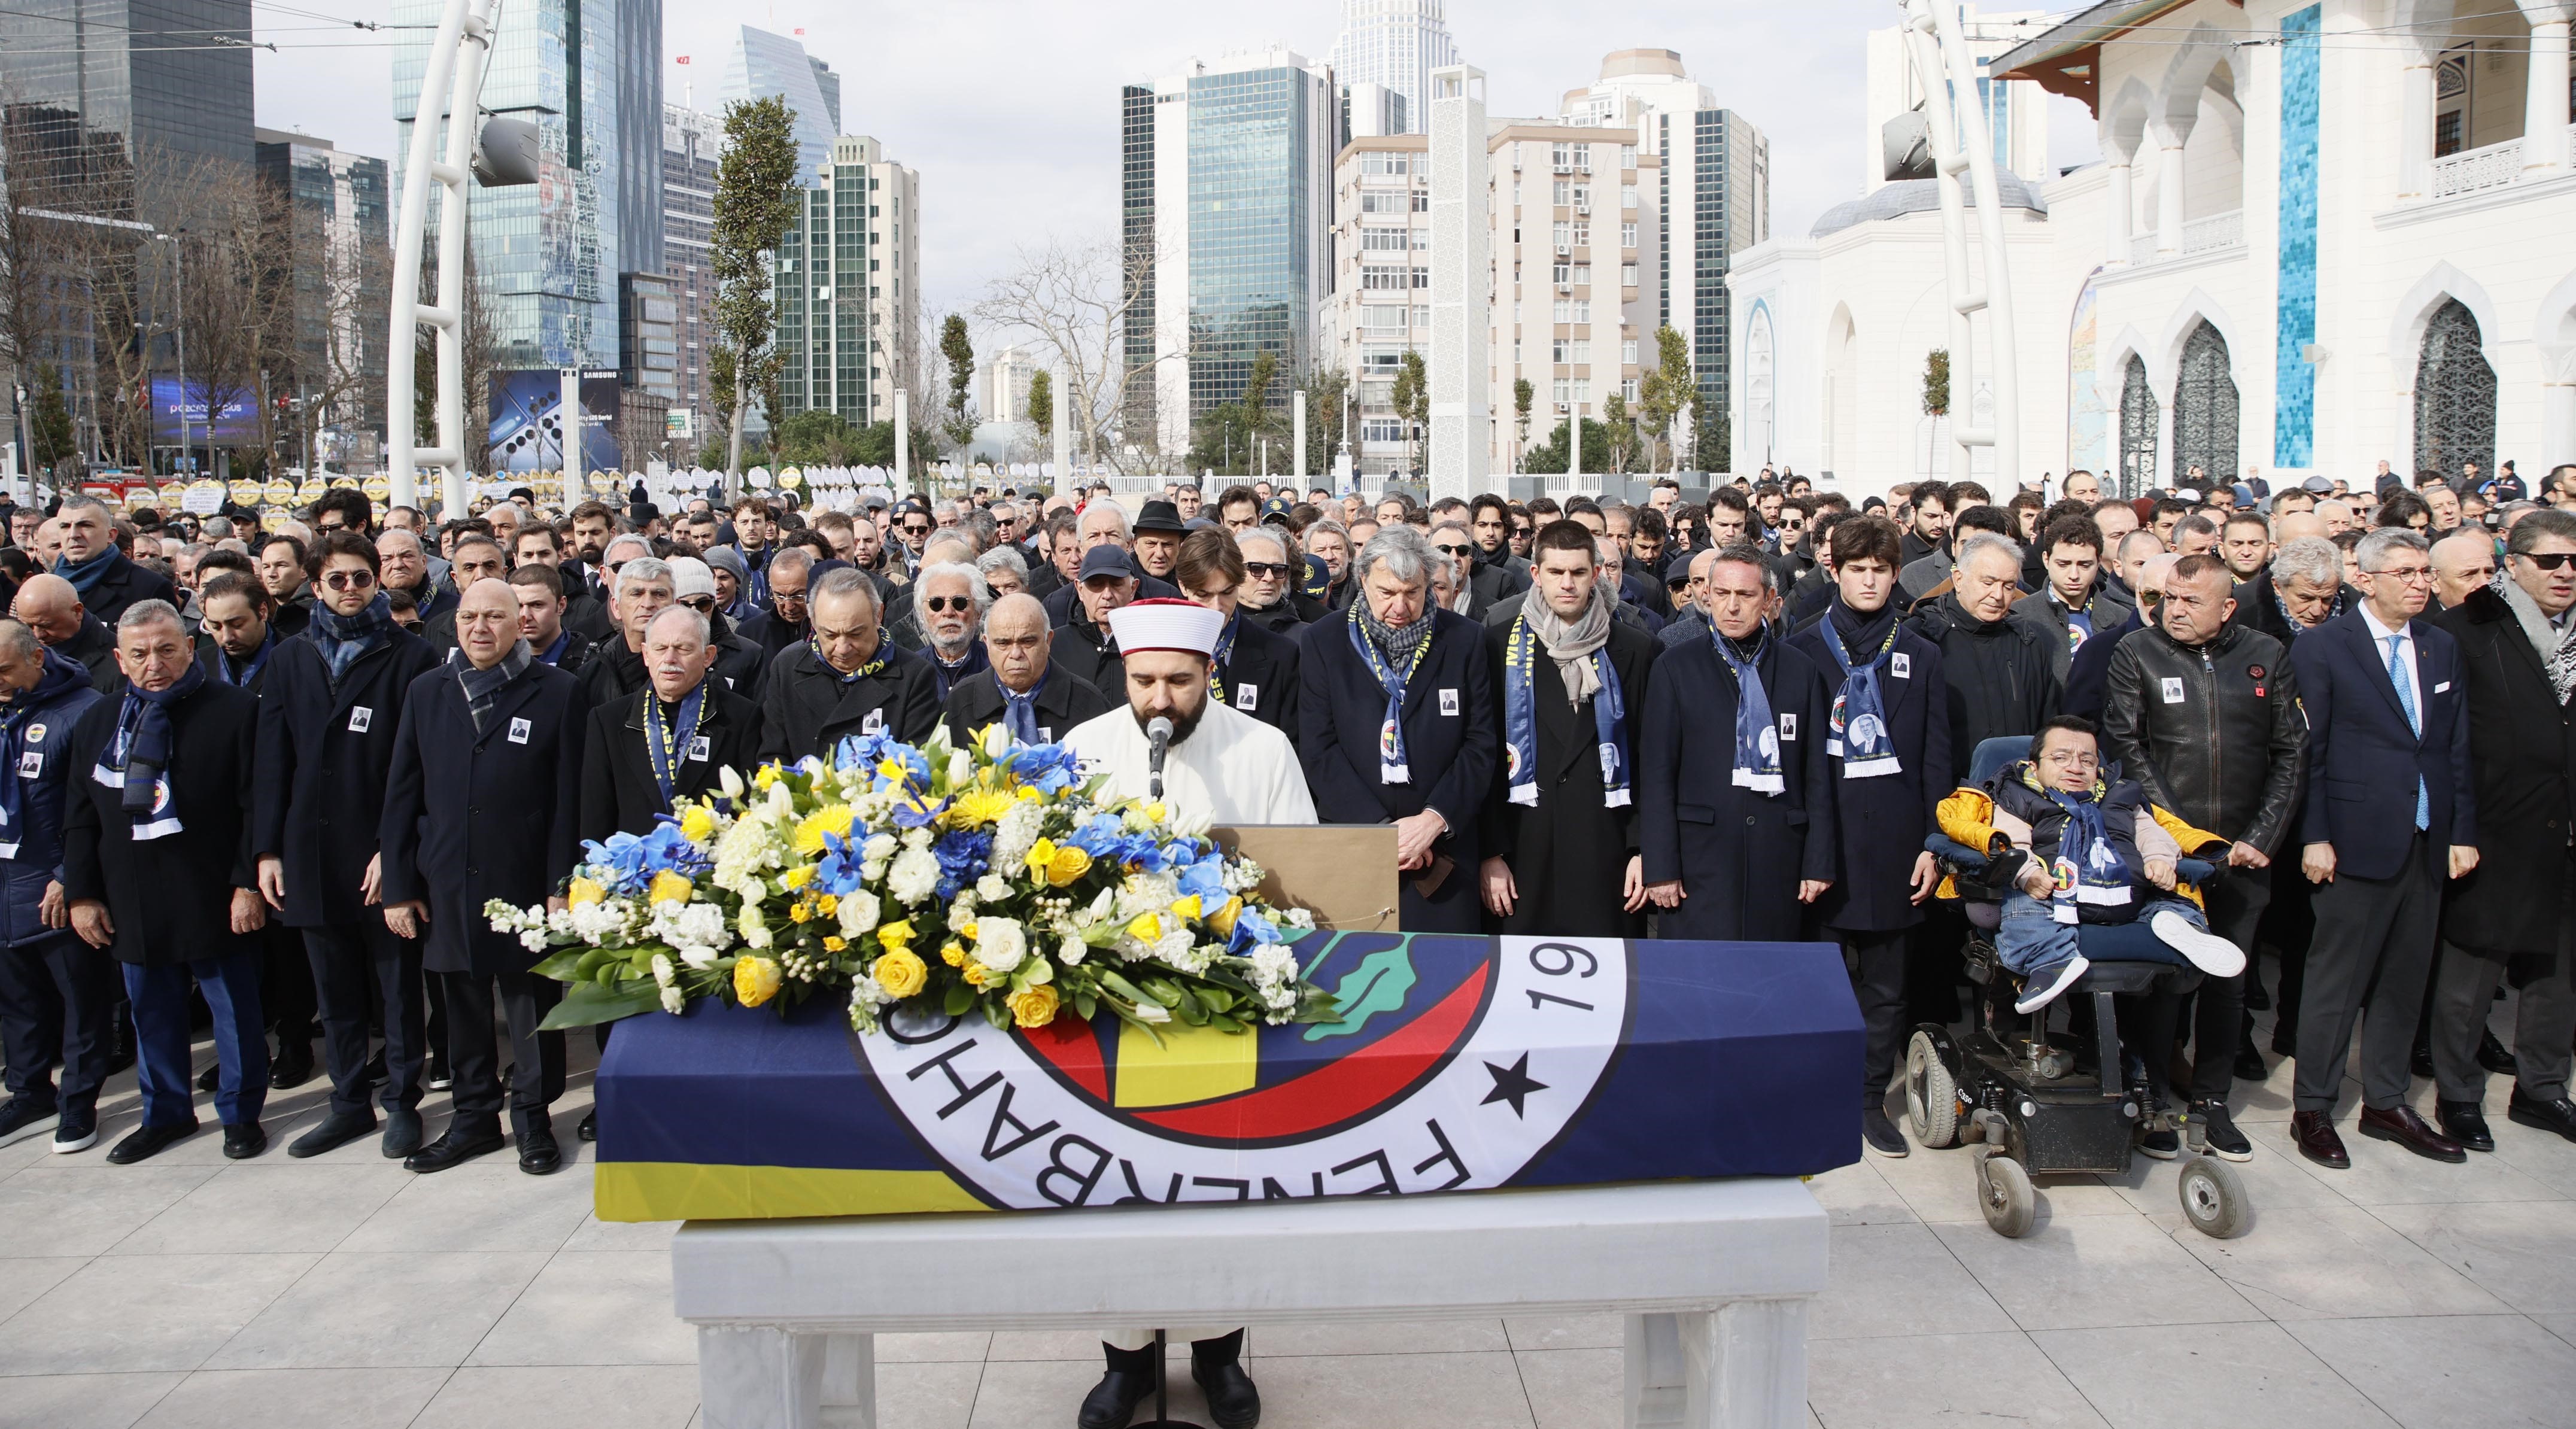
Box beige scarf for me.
[1521,585,1614,707]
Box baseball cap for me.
[1078,546,1136,582]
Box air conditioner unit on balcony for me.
[1556,282,1572,294]
[1575,200,1590,214]
[1554,242,1570,256]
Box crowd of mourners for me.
[0,454,2571,1179]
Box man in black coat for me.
[1174,530,1300,738]
[51,495,175,627]
[2423,510,2576,1149]
[580,606,762,845]
[1051,546,1135,695]
[737,546,813,662]
[16,574,126,697]
[512,563,596,674]
[1639,545,1836,941]
[512,523,608,638]
[758,566,941,764]
[1479,520,1656,939]
[1785,515,1949,1157]
[2233,536,2352,647]
[1904,532,2064,770]
[578,554,675,709]
[0,628,110,1153]
[668,556,769,701]
[381,579,588,1176]
[912,559,994,698]
[1298,527,1498,933]
[942,592,1111,747]
[62,600,269,1163]
[253,531,444,1160]
[1040,503,1181,627]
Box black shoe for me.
[1861,1105,1908,1157]
[2271,1024,2298,1058]
[287,1108,376,1159]
[2138,1123,2180,1160]
[53,1107,97,1154]
[2234,1044,2270,1083]
[2411,1042,2437,1080]
[106,1121,198,1164]
[423,1056,452,1092]
[2244,978,2271,1011]
[2508,1089,2576,1142]
[381,1107,424,1159]
[2437,1098,2495,1153]
[499,1062,515,1090]
[1077,1347,1157,1429]
[221,1121,268,1160]
[270,1046,318,1090]
[362,1049,388,1086]
[2479,1029,2520,1077]
[106,1021,135,1075]
[576,1109,597,1142]
[403,1126,506,1173]
[0,1097,60,1148]
[1191,1349,1262,1429]
[2189,1100,2252,1162]
[195,1061,221,1093]
[518,1121,563,1175]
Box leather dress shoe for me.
[381,1107,424,1159]
[270,1045,318,1090]
[1191,1348,1261,1429]
[2479,1029,2521,1076]
[518,1121,564,1175]
[107,1121,199,1165]
[2359,1103,2466,1163]
[2508,1089,2576,1142]
[578,1109,597,1142]
[2234,1044,2269,1083]
[195,1061,222,1093]
[221,1121,268,1159]
[2411,1041,2437,1080]
[2435,1098,2494,1153]
[2291,1109,2349,1169]
[288,1108,375,1159]
[403,1126,506,1173]
[1077,1361,1155,1429]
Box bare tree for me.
[973,237,1171,476]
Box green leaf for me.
[1303,946,1416,1042]
[943,981,976,1017]
[1074,992,1097,1021]
[540,977,664,1031]
[982,998,1008,1029]
[1097,970,1152,1005]
[531,947,593,981]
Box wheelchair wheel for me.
[1976,1151,2037,1238]
[2177,1155,2250,1239]
[1906,1032,1960,1149]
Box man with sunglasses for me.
[913,563,991,700]
[892,504,936,572]
[1234,527,1317,633]
[252,531,443,1159]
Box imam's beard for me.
[1132,695,1208,747]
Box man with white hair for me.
[579,555,676,709]
[1232,526,1312,633]
[913,562,991,699]
[1903,531,2063,771]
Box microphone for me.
[1146,716,1173,800]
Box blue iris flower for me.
[1228,907,1280,955]
[932,829,994,901]
[815,832,870,897]
[889,793,952,830]
[1175,855,1230,906]
[997,742,1081,794]
[1065,813,1127,859]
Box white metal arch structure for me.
[1900,0,2021,486]
[386,0,504,517]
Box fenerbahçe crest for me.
[855,932,1631,1209]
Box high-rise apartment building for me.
[391,0,664,372]
[1122,50,1338,458]
[1559,51,1767,434]
[254,129,392,456]
[722,26,841,178]
[1330,0,1459,137]
[773,135,919,431]
[661,104,721,442]
[979,345,1040,424]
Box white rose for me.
[864,833,899,862]
[1059,934,1088,966]
[888,847,940,904]
[976,874,1013,902]
[837,889,882,935]
[974,917,1029,973]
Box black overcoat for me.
[378,659,587,978]
[68,549,176,627]
[578,682,763,843]
[1478,616,1657,938]
[2431,585,2574,957]
[756,639,941,765]
[252,628,442,928]
[941,667,1111,749]
[1049,615,1125,695]
[1636,634,1837,941]
[1298,607,1497,934]
[1784,618,1952,934]
[60,680,259,965]
[1217,614,1301,738]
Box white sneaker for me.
[2015,955,2090,1014]
[2152,910,2246,977]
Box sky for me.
[253,0,2100,329]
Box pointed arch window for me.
[2171,321,2238,487]
[2413,299,2495,482]
[2118,354,2157,501]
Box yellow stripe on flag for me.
[593,1163,992,1221]
[1112,1018,1258,1108]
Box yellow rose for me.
[733,956,782,1007]
[940,941,967,966]
[566,877,605,908]
[1146,802,1169,823]
[647,871,694,907]
[1008,984,1062,1029]
[1046,844,1093,888]
[789,902,812,923]
[779,864,815,890]
[822,935,847,953]
[872,947,928,999]
[963,962,992,987]
[876,918,916,949]
[1207,895,1243,938]
[816,894,839,917]
[1126,911,1162,942]
[678,805,716,843]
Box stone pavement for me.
[6,994,2576,1429]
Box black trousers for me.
[438,966,563,1137]
[1839,929,1910,1110]
[2147,873,2270,1103]
[2432,859,2576,1103]
[261,924,315,1052]
[2296,837,2441,1112]
[0,931,113,1114]
[305,921,426,1118]
[2259,858,2316,1042]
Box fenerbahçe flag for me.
[591,933,1862,1221]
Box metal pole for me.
[1293,387,1307,482]
[894,390,910,494]
[385,0,501,518]
[166,236,190,476]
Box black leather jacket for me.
[2099,621,2309,853]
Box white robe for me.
[1062,698,1317,827]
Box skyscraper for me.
[1330,0,1459,137]
[0,0,257,219]
[1123,50,1338,458]
[661,104,722,443]
[773,135,920,431]
[721,26,840,179]
[390,0,664,373]
[255,129,392,458]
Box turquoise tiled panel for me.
[2274,5,2322,466]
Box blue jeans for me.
[123,954,267,1129]
[1997,892,2209,980]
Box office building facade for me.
[774,135,920,431]
[1330,0,1459,137]
[661,103,720,442]
[254,129,392,456]
[721,25,842,178]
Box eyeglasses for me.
[321,570,377,591]
[2517,552,2576,571]
[1244,561,1290,579]
[923,595,974,614]
[679,595,716,612]
[2365,565,2435,583]
[1435,543,1472,558]
[2039,751,2101,770]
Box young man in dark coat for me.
[1298,526,1498,934]
[512,563,596,673]
[941,593,1110,748]
[1639,544,1836,941]
[1479,519,1657,938]
[1173,530,1301,739]
[2423,509,2576,1149]
[757,566,941,764]
[62,600,269,1163]
[1785,516,1949,1157]
[50,495,175,627]
[0,625,110,1153]
[253,531,444,1160]
[380,578,588,1176]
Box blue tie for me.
[1003,689,1040,747]
[2386,634,2429,831]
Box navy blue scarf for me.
[96,661,205,840]
[1502,603,1628,810]
[1350,609,1433,785]
[53,546,122,600]
[1714,628,1784,795]
[214,628,277,689]
[309,592,394,686]
[1001,670,1047,747]
[1821,599,1902,779]
[0,649,87,854]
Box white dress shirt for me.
[2358,604,2422,734]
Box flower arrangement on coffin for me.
[487,723,1339,1038]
